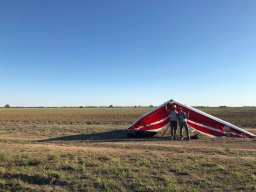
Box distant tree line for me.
[4,104,10,108]
[1,104,156,108]
[4,104,255,108]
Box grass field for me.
[0,107,255,191]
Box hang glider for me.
[128,100,256,138]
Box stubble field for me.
[0,107,255,192]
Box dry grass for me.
[0,108,255,191]
[1,107,256,127]
[0,108,147,125]
[200,107,256,128]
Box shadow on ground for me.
[3,172,67,186]
[36,130,167,143]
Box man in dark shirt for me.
[177,107,190,141]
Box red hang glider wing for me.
[174,101,255,138]
[128,100,256,138]
[128,101,174,132]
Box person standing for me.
[177,107,190,141]
[168,105,178,140]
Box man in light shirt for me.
[169,105,178,140]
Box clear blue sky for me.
[1,0,256,107]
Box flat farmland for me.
[0,107,255,192]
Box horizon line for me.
[2,105,256,108]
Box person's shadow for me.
[36,129,165,143]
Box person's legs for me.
[173,121,177,139]
[180,122,184,140]
[170,122,174,139]
[184,123,190,140]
